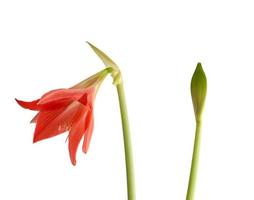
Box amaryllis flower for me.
[16,67,112,165]
[17,43,136,199]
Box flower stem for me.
[116,81,136,200]
[186,120,202,200]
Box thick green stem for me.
[117,81,136,200]
[186,120,202,200]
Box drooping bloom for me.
[16,68,112,165]
[17,42,136,200]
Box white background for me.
[1,0,254,199]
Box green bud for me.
[191,63,207,122]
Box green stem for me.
[186,120,202,200]
[116,81,136,200]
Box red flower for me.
[16,68,112,165]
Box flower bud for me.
[191,63,207,122]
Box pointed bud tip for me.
[191,62,207,121]
[195,62,204,72]
[192,62,206,80]
[197,62,203,69]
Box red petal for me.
[68,105,89,165]
[38,89,87,105]
[39,98,73,111]
[15,98,40,110]
[33,107,66,142]
[33,101,87,143]
[82,111,94,153]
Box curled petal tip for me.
[15,98,40,110]
[15,98,24,107]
